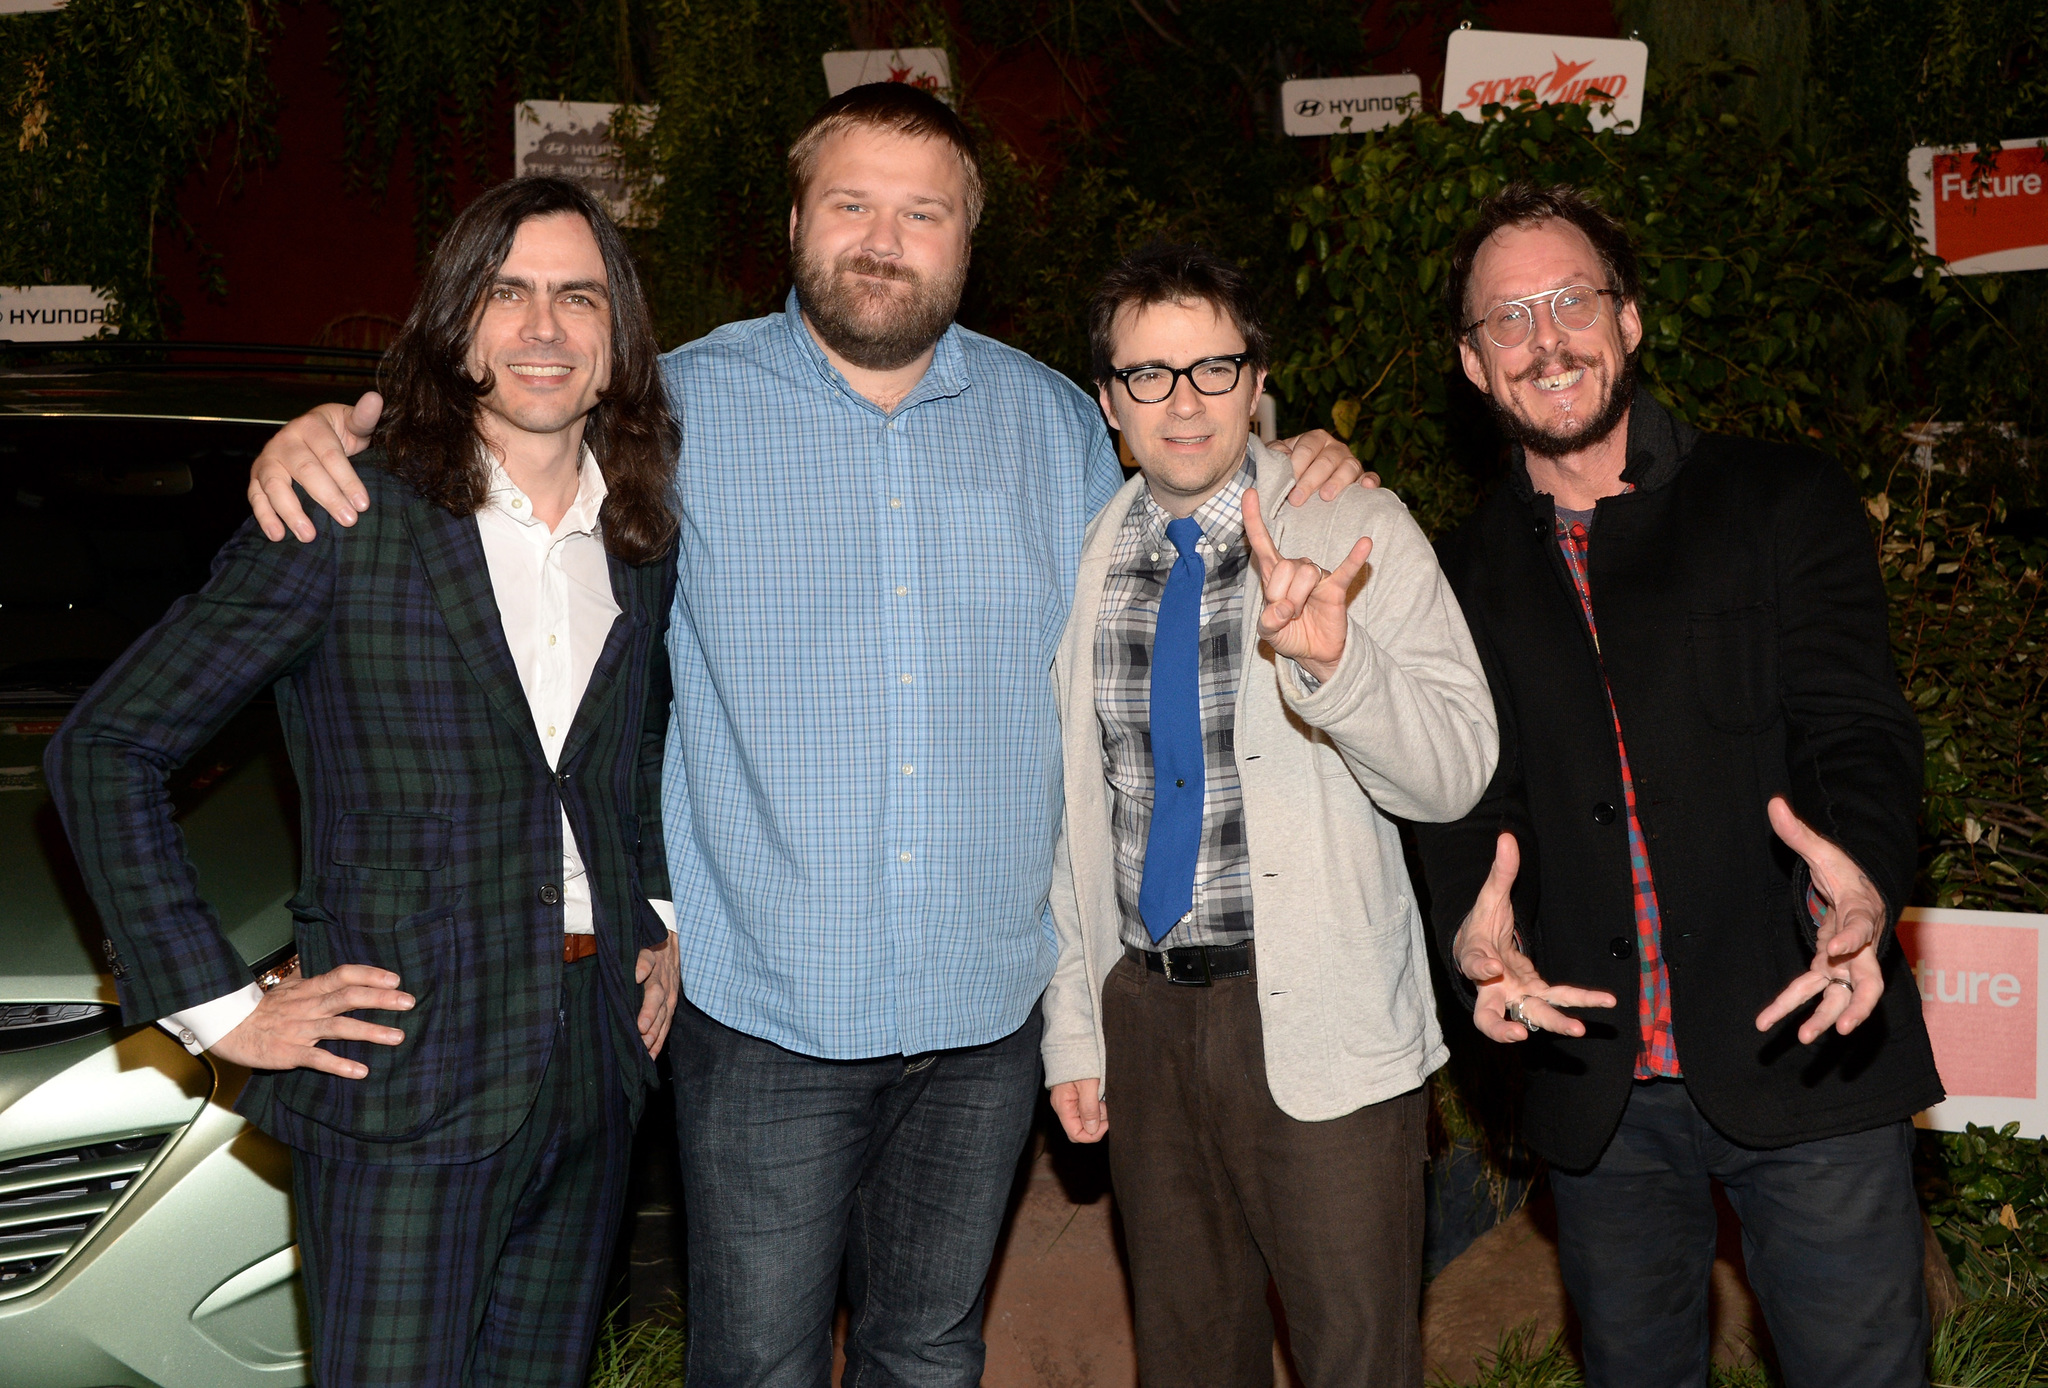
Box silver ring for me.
[1509,999,1543,1033]
[1828,979,1854,993]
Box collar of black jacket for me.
[1506,382,1702,504]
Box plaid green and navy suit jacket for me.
[46,455,676,1164]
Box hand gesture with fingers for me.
[205,963,414,1079]
[248,391,381,543]
[1455,833,1617,1043]
[1754,796,1887,1044]
[1241,488,1373,684]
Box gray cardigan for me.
[1041,441,1498,1121]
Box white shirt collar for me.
[483,444,608,537]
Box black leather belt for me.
[1128,941,1252,986]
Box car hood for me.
[0,706,298,1006]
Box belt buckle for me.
[1163,947,1213,987]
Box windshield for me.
[0,417,275,703]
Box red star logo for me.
[889,63,913,83]
[1543,53,1597,96]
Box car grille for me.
[0,1132,170,1286]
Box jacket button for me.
[1592,801,1616,825]
[1609,935,1634,959]
[1531,518,1549,537]
[539,884,560,905]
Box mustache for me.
[1510,350,1598,383]
[838,252,919,285]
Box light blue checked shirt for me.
[659,290,1125,1059]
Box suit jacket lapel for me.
[406,494,549,767]
[558,550,637,766]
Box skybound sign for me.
[1441,29,1648,134]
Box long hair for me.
[377,175,679,564]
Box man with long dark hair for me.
[47,175,682,1387]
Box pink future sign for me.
[1896,907,2048,1137]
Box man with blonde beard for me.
[240,84,1369,1388]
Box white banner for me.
[1441,30,1647,133]
[821,49,951,104]
[1281,75,1422,137]
[514,101,658,228]
[1899,907,2048,1139]
[0,1,65,13]
[0,285,117,341]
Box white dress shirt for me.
[161,448,674,1054]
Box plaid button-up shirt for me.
[657,292,1125,1059]
[1556,501,1682,1079]
[1095,465,1255,952]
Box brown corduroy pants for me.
[1102,951,1426,1388]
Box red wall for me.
[157,0,1616,349]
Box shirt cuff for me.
[649,898,677,933]
[160,984,264,1056]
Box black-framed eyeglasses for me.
[1464,285,1621,350]
[1109,354,1250,404]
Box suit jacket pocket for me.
[1688,605,1779,733]
[274,899,463,1142]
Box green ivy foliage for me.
[1277,89,2045,909]
[0,0,277,337]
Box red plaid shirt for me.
[1556,508,1682,1079]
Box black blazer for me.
[1414,396,1943,1170]
[51,459,676,1164]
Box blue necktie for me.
[1139,516,1205,944]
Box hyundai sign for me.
[1281,75,1422,137]
[0,285,117,341]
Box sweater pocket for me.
[1688,605,1779,733]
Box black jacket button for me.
[539,884,560,905]
[1609,935,1634,959]
[1592,801,1616,825]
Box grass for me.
[586,1306,686,1388]
[1435,1304,2048,1388]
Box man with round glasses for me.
[1413,182,1940,1388]
[1041,242,1497,1385]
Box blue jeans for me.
[671,998,1043,1388]
[1549,1079,1929,1388]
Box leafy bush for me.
[1932,1124,2048,1300]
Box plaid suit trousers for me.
[292,958,631,1388]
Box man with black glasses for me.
[1413,182,1942,1388]
[1042,244,1496,1386]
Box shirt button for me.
[900,674,914,684]
[548,634,557,646]
[1150,551,1160,561]
[899,851,913,862]
[178,1027,198,1047]
[540,884,560,905]
[902,764,914,775]
[1175,778,1186,788]
[1609,936,1634,959]
[895,585,909,596]
[1592,801,1616,825]
[546,725,557,738]
[890,498,903,509]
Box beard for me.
[1484,347,1637,460]
[789,226,967,372]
